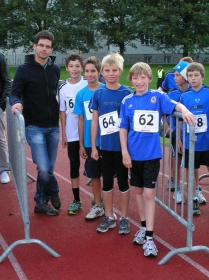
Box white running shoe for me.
[196,190,207,204]
[173,190,183,204]
[85,205,105,221]
[143,238,158,257]
[133,227,146,245]
[0,171,10,184]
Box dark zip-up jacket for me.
[0,52,11,111]
[9,55,60,127]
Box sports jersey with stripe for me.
[90,85,132,151]
[59,77,87,142]
[179,85,209,151]
[119,90,177,160]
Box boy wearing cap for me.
[165,61,190,196]
[178,62,209,214]
[158,56,194,93]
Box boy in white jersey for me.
[119,62,194,257]
[59,53,87,214]
[74,56,104,220]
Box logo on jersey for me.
[128,104,133,108]
[195,98,200,103]
[150,96,157,103]
[193,105,202,110]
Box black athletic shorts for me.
[130,158,160,189]
[83,147,101,179]
[184,149,209,169]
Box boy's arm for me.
[91,110,99,161]
[175,103,195,126]
[60,111,67,148]
[78,115,87,159]
[119,128,132,168]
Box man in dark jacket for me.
[10,30,61,216]
[0,52,10,184]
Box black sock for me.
[141,221,146,228]
[145,231,153,238]
[72,188,80,201]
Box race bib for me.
[99,111,119,136]
[66,97,75,114]
[187,114,207,133]
[84,101,93,120]
[133,110,159,132]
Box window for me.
[164,56,171,63]
[144,56,152,63]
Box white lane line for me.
[26,158,209,276]
[54,170,209,278]
[0,234,28,280]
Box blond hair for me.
[101,53,124,72]
[186,62,205,77]
[128,62,152,82]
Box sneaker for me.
[85,205,105,221]
[173,190,183,204]
[196,190,207,204]
[118,217,130,235]
[167,177,175,191]
[133,227,146,245]
[143,238,158,257]
[0,171,10,184]
[97,215,116,233]
[50,195,61,209]
[193,199,201,215]
[34,203,58,216]
[68,200,82,215]
[91,198,105,209]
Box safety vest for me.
[157,69,163,78]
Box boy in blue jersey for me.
[74,56,105,221]
[179,62,209,215]
[119,62,194,257]
[90,53,132,234]
[167,62,207,204]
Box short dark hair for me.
[34,30,54,47]
[83,56,101,72]
[65,52,84,67]
[186,62,205,78]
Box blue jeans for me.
[25,125,60,204]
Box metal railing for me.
[0,100,60,263]
[157,112,209,264]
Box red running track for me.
[1,139,209,280]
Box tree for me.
[94,0,146,57]
[140,0,209,56]
[1,0,100,53]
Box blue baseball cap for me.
[173,61,189,80]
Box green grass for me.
[9,64,209,89]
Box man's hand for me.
[11,103,23,114]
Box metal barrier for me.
[157,112,209,264]
[0,101,60,263]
